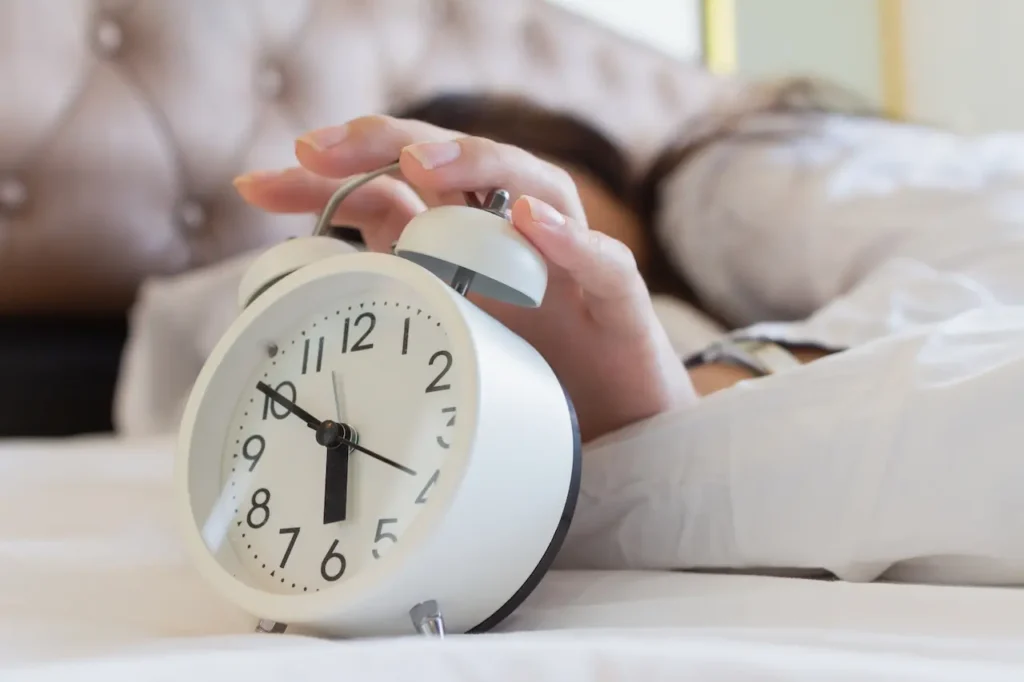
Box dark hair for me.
[389,92,697,303]
[391,93,633,201]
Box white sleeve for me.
[554,114,1024,584]
[656,113,1024,348]
[556,305,1024,584]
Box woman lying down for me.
[126,82,1024,587]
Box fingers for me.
[295,115,460,178]
[233,166,426,251]
[293,115,585,220]
[511,196,650,332]
[400,138,586,222]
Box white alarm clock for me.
[175,163,581,639]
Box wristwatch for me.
[684,338,802,377]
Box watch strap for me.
[684,338,801,377]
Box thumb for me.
[512,196,653,333]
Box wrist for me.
[689,361,758,396]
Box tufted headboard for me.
[0,0,732,436]
[0,0,728,315]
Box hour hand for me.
[324,371,351,524]
[323,445,350,524]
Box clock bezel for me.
[175,252,480,624]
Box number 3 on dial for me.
[372,518,398,559]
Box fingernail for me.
[525,196,566,228]
[232,169,284,188]
[405,141,462,170]
[297,124,349,152]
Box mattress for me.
[2,435,1024,681]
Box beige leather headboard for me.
[0,0,723,314]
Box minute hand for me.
[334,435,417,477]
[256,381,416,476]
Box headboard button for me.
[175,198,208,235]
[256,64,286,101]
[91,16,125,59]
[0,176,28,217]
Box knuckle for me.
[348,114,404,139]
[546,164,585,217]
[547,163,576,192]
[589,231,638,273]
[460,136,507,166]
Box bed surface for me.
[3,435,1024,681]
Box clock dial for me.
[214,294,460,594]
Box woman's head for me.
[389,82,868,315]
[390,93,651,270]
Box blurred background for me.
[1,0,1021,437]
[569,0,1021,132]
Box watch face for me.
[192,284,465,595]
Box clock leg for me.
[449,267,475,296]
[255,619,288,634]
[409,600,446,638]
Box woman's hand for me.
[234,115,697,442]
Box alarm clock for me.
[174,162,582,639]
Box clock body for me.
[175,249,581,637]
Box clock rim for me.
[175,251,481,617]
[465,380,582,633]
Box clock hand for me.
[256,381,320,430]
[316,421,417,477]
[257,380,417,476]
[323,371,351,524]
[331,370,347,421]
[323,441,350,524]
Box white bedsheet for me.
[2,435,1023,681]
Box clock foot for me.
[255,619,288,634]
[450,267,475,297]
[409,600,446,638]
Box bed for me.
[3,1,1024,680]
[3,434,1024,680]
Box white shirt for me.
[558,113,1024,585]
[116,113,1024,587]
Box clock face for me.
[201,290,462,595]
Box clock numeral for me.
[342,312,375,353]
[278,527,300,568]
[241,434,265,471]
[415,470,440,505]
[372,518,398,559]
[246,488,271,529]
[302,337,325,374]
[425,350,452,393]
[437,407,456,449]
[262,381,297,419]
[402,317,410,355]
[320,539,347,582]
